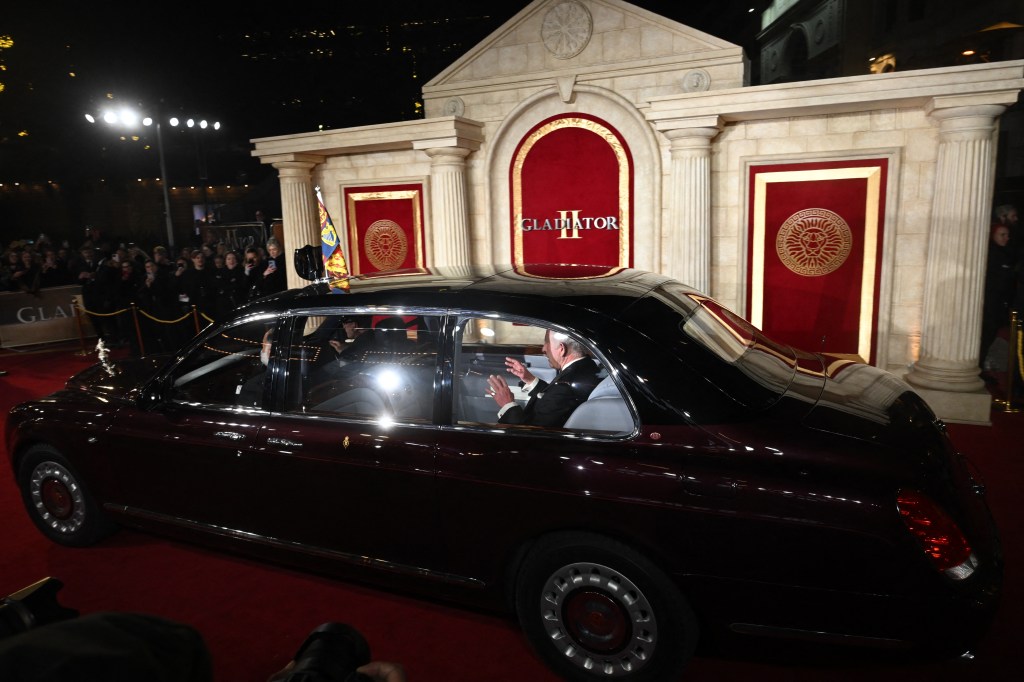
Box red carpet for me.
[2,344,1022,681]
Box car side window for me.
[168,319,273,408]
[286,313,440,422]
[454,317,634,435]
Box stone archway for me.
[484,84,662,270]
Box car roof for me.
[256,264,683,319]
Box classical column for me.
[421,146,473,267]
[659,118,722,294]
[905,104,1006,394]
[271,158,321,291]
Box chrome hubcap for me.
[539,561,657,676]
[30,461,85,535]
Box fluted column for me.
[272,159,321,291]
[663,125,720,293]
[905,104,1006,393]
[422,146,473,267]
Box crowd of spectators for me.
[1,226,288,354]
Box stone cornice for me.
[250,116,485,164]
[422,48,745,99]
[644,61,1024,124]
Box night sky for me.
[0,2,766,186]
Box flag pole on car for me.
[316,186,351,293]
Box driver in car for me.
[486,330,600,427]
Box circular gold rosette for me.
[364,219,408,271]
[775,208,852,277]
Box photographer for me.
[243,246,267,301]
[0,579,211,682]
[260,238,288,297]
[266,622,407,682]
[1,579,406,682]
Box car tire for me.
[515,532,698,682]
[17,445,116,547]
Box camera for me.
[2,582,378,682]
[0,578,78,639]
[278,622,372,682]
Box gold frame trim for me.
[345,188,424,274]
[751,166,882,361]
[511,117,630,267]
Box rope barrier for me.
[136,308,196,324]
[73,298,216,359]
[77,301,214,325]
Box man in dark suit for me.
[486,330,601,427]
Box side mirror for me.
[294,245,325,282]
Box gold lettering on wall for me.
[511,117,630,266]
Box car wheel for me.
[515,532,698,681]
[18,445,115,547]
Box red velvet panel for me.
[511,114,632,273]
[344,184,425,274]
[748,159,888,362]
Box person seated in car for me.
[303,315,377,383]
[235,327,274,408]
[327,315,376,362]
[486,330,600,427]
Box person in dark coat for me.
[258,238,288,298]
[9,250,41,294]
[980,223,1016,379]
[39,249,72,288]
[113,258,143,353]
[91,256,124,346]
[174,251,218,321]
[137,259,182,353]
[486,330,601,427]
[214,251,250,321]
[242,246,267,301]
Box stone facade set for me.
[251,0,1024,423]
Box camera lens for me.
[286,622,370,682]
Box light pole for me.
[154,119,174,248]
[85,105,221,250]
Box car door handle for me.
[267,437,303,448]
[214,431,245,441]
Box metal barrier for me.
[994,309,1021,413]
[0,285,85,348]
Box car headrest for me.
[588,375,620,400]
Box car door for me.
[102,317,276,532]
[434,315,672,583]
[242,312,444,572]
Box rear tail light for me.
[896,489,977,580]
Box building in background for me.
[252,0,1023,426]
[755,0,1024,204]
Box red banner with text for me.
[510,114,633,276]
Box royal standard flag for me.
[316,187,351,293]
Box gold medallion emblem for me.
[364,219,408,271]
[775,208,852,277]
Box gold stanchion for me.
[994,310,1021,413]
[192,305,201,335]
[131,304,146,357]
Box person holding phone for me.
[260,238,287,297]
